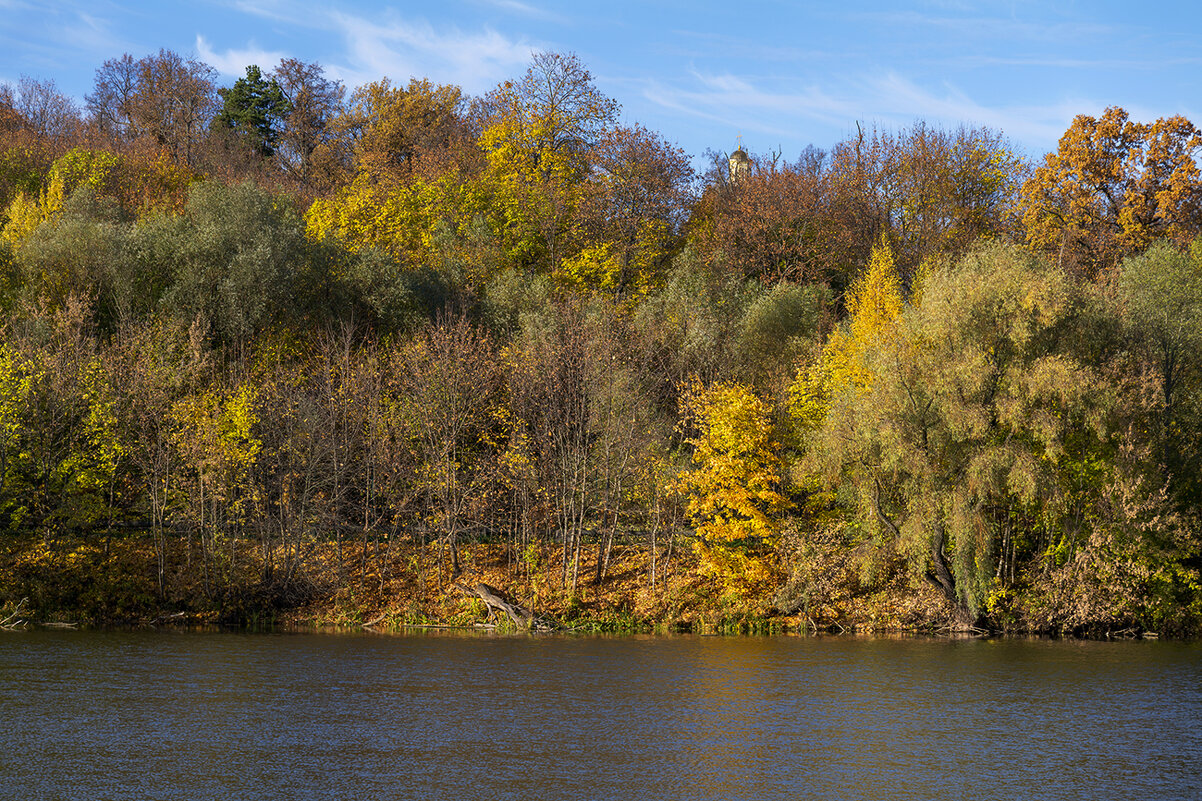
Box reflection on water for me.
[1,631,1200,800]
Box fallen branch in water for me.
[1,598,28,629]
[456,582,558,631]
[362,611,391,629]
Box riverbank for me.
[0,531,1194,637]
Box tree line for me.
[1,49,1199,633]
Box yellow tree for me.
[305,77,498,284]
[563,124,694,296]
[0,343,33,513]
[790,237,905,430]
[674,380,789,599]
[170,383,261,592]
[481,52,619,273]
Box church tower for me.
[728,136,751,183]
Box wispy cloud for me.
[477,0,542,16]
[854,8,1119,44]
[195,35,288,76]
[217,2,538,94]
[639,67,1091,155]
[327,10,536,94]
[951,54,1202,71]
[665,29,831,63]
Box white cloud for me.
[327,11,537,95]
[217,3,538,94]
[639,68,1094,155]
[195,34,289,77]
[479,0,542,16]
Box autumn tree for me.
[674,380,789,599]
[305,78,491,285]
[395,316,501,578]
[102,316,202,597]
[482,51,619,272]
[694,124,1017,291]
[2,76,80,146]
[85,54,140,143]
[1021,107,1202,274]
[807,242,1106,624]
[348,77,472,179]
[505,297,599,591]
[169,379,260,596]
[566,124,694,295]
[270,58,346,192]
[1116,240,1202,500]
[0,340,33,527]
[826,122,1020,286]
[0,91,56,209]
[690,146,850,286]
[86,50,217,165]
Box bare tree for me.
[86,50,217,165]
[8,75,80,145]
[271,58,346,191]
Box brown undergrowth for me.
[5,529,1166,635]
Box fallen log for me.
[456,582,557,631]
[1,598,28,630]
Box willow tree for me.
[809,243,1105,624]
[1116,240,1202,501]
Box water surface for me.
[2,630,1199,800]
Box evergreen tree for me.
[213,66,291,158]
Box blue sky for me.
[2,0,1200,165]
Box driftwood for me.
[456,582,557,631]
[361,611,391,629]
[1,598,28,630]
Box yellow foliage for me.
[673,380,789,596]
[170,383,261,522]
[306,169,494,276]
[0,343,33,450]
[555,242,621,292]
[1,170,64,246]
[789,237,905,430]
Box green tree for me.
[1116,240,1202,500]
[212,65,292,158]
[809,243,1105,624]
[139,181,311,344]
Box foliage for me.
[673,380,789,599]
[143,180,311,343]
[212,65,292,157]
[807,242,1109,622]
[0,51,1199,632]
[1114,240,1202,503]
[1021,107,1202,274]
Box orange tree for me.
[1021,107,1202,275]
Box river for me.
[2,630,1199,800]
